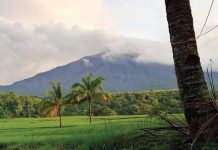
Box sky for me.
[0,0,217,85]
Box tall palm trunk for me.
[165,0,217,141]
[59,105,62,128]
[88,100,92,123]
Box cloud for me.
[82,58,93,67]
[0,0,113,30]
[0,18,115,85]
[0,0,217,40]
[0,17,172,85]
[0,15,218,85]
[101,38,173,64]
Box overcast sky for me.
[0,0,218,85]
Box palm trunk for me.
[88,100,92,123]
[165,0,217,141]
[59,106,62,128]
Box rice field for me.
[0,115,159,150]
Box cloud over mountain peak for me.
[0,16,217,85]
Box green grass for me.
[0,115,160,150]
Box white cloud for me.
[0,0,217,40]
[0,0,218,85]
[0,18,115,85]
[82,58,93,67]
[0,16,218,85]
[101,38,173,64]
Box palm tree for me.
[41,82,64,128]
[165,0,217,142]
[69,73,111,123]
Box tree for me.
[41,82,64,128]
[165,0,217,142]
[70,73,111,123]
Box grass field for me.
[0,115,160,150]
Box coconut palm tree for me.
[165,0,217,142]
[41,82,64,128]
[69,73,111,123]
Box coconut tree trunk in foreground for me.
[165,0,217,141]
[89,100,92,123]
[59,106,62,128]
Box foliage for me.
[68,73,111,123]
[0,90,184,118]
[0,92,42,118]
[41,82,65,127]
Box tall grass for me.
[0,115,156,150]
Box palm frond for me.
[56,82,62,99]
[73,89,88,103]
[91,76,104,92]
[76,96,88,104]
[69,74,107,107]
[63,93,73,102]
[42,82,64,116]
[47,82,63,99]
[82,77,91,90]
[46,90,56,99]
[72,83,87,91]
[65,87,88,104]
[93,92,111,103]
[40,101,56,114]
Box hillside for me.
[0,52,217,96]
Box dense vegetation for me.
[0,90,182,119]
[0,92,42,118]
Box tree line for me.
[0,75,183,121]
[0,92,42,118]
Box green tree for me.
[41,82,64,128]
[70,73,111,123]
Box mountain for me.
[0,52,217,96]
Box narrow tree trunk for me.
[88,100,92,123]
[165,0,217,141]
[59,106,62,128]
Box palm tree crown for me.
[69,73,111,123]
[41,82,64,127]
